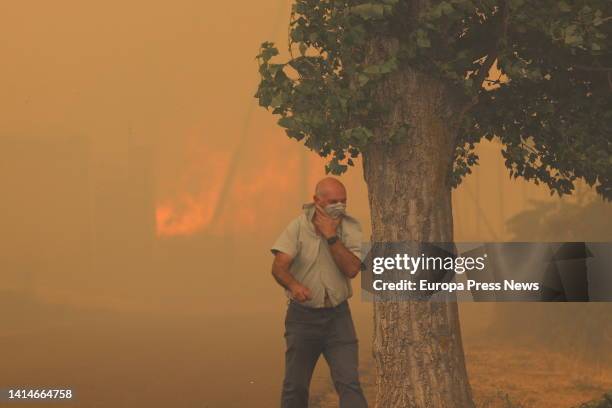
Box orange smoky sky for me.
[0,0,601,246]
[0,0,326,237]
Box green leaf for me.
[286,129,304,141]
[351,4,386,20]
[362,59,397,75]
[270,94,283,107]
[440,1,454,15]
[363,65,380,75]
[563,25,581,46]
[429,4,443,18]
[557,1,571,12]
[291,27,304,42]
[278,116,296,128]
[380,56,398,73]
[416,29,431,48]
[258,42,279,62]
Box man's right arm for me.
[271,251,312,302]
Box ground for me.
[310,338,612,408]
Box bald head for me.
[313,177,347,207]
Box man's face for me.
[313,186,347,208]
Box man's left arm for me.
[313,204,362,279]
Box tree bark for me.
[362,37,475,407]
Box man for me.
[270,176,368,408]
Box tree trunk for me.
[362,36,475,407]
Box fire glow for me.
[155,137,327,237]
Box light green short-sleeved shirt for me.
[270,202,363,308]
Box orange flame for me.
[155,132,230,237]
[155,130,329,237]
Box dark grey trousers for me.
[280,300,368,408]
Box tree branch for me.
[458,0,510,123]
[453,0,510,132]
[473,0,509,92]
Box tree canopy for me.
[255,0,612,201]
